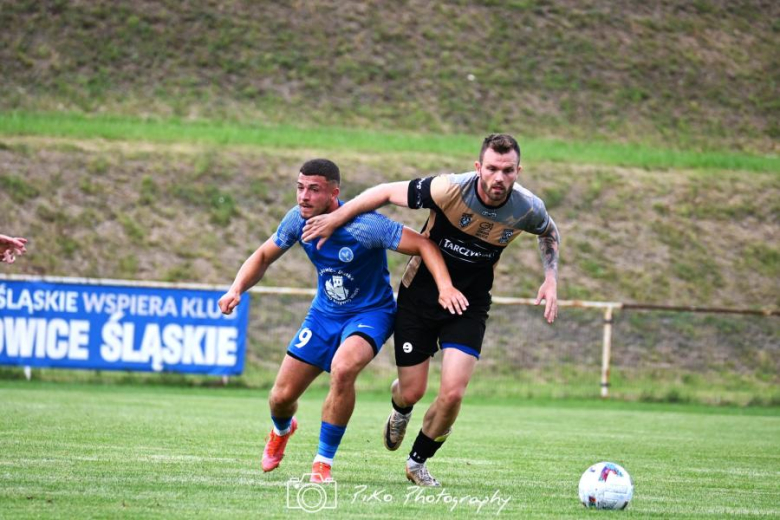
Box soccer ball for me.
[578,462,634,510]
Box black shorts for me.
[393,294,489,367]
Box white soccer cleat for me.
[405,461,441,487]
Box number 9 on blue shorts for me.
[286,307,395,372]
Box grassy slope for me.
[1,128,777,404]
[1,382,779,519]
[0,0,777,152]
[1,134,777,309]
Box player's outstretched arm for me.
[534,218,560,324]
[395,227,469,315]
[218,238,286,315]
[0,234,28,264]
[301,181,410,249]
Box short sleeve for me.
[271,207,304,250]
[524,196,551,236]
[347,212,404,251]
[407,177,436,209]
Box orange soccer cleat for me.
[261,417,298,472]
[310,461,333,483]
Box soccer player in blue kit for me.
[218,158,468,483]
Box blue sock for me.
[271,415,292,433]
[317,421,347,460]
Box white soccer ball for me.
[578,461,634,510]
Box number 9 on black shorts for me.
[393,301,488,367]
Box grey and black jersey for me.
[402,172,550,306]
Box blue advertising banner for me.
[0,279,249,376]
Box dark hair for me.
[479,134,521,163]
[300,158,340,185]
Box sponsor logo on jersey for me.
[499,228,514,244]
[459,213,473,228]
[440,238,497,263]
[338,247,354,263]
[476,221,494,239]
[481,210,497,218]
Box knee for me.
[399,383,426,405]
[438,386,466,409]
[330,363,360,390]
[269,384,296,408]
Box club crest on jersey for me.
[338,247,354,263]
[459,213,473,228]
[325,275,350,302]
[499,228,514,244]
[320,268,358,305]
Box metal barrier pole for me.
[600,306,614,398]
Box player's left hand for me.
[438,286,469,315]
[535,278,558,324]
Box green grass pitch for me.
[1,381,778,519]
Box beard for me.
[480,179,508,203]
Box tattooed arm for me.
[535,218,560,323]
[538,217,560,280]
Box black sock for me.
[392,398,413,415]
[409,430,446,464]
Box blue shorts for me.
[286,307,395,373]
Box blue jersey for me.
[272,203,404,315]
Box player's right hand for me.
[301,214,337,250]
[218,291,241,315]
[438,286,469,315]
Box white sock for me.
[313,454,334,466]
[407,458,423,469]
[273,425,291,436]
